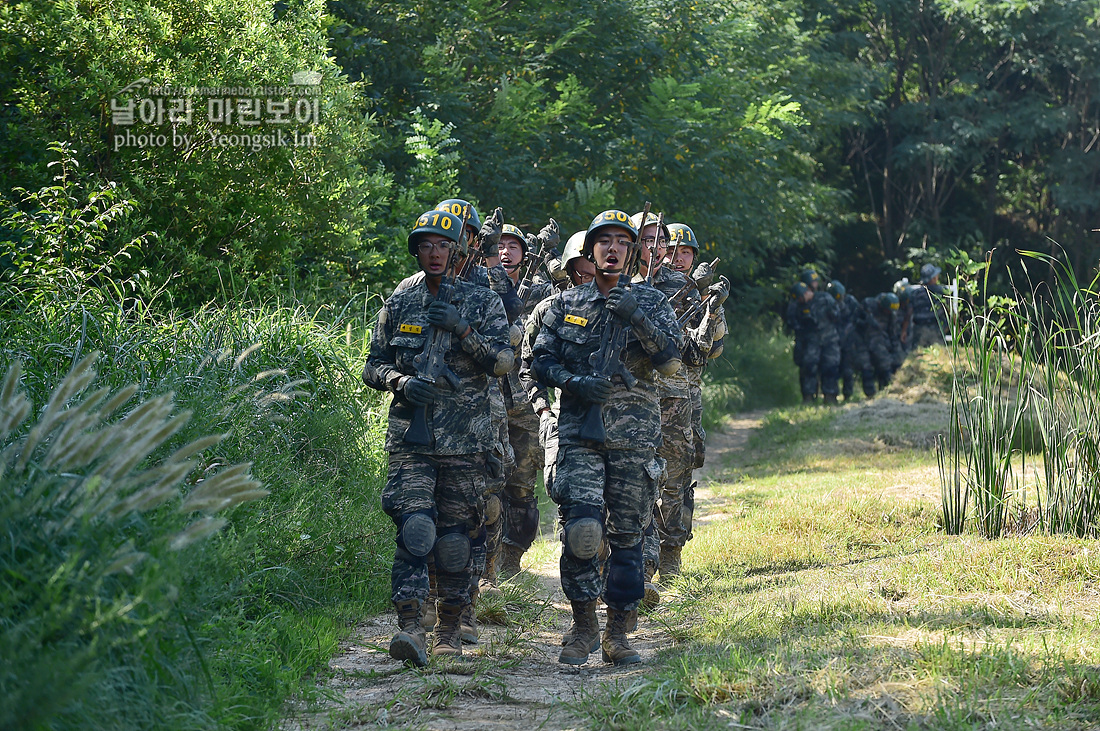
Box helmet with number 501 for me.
[581,209,638,260]
[435,199,480,256]
[408,209,463,256]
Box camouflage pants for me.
[866,333,896,387]
[502,404,542,551]
[551,444,661,611]
[541,408,559,495]
[479,414,513,582]
[655,394,695,548]
[800,334,841,397]
[382,452,486,606]
[689,383,705,469]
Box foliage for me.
[0,354,266,729]
[0,293,392,730]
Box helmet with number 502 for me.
[581,209,638,260]
[408,209,463,256]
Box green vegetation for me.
[577,403,1100,730]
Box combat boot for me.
[389,599,428,667]
[480,546,504,597]
[823,393,838,405]
[420,592,437,631]
[500,543,524,579]
[802,393,816,405]
[658,544,682,581]
[558,600,600,665]
[602,608,642,665]
[641,562,660,609]
[432,603,464,658]
[459,587,480,645]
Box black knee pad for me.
[604,541,645,606]
[503,496,540,550]
[395,509,436,566]
[561,504,604,562]
[434,524,473,575]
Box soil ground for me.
[285,413,767,731]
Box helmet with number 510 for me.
[408,209,463,257]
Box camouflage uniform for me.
[500,280,556,555]
[838,294,876,398]
[861,297,902,388]
[909,283,948,348]
[640,268,713,571]
[364,276,512,608]
[799,291,840,398]
[532,281,680,612]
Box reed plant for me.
[0,293,392,730]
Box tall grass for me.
[0,293,392,730]
[938,253,1100,539]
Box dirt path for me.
[287,413,766,730]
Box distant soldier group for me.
[785,263,950,403]
[363,201,727,668]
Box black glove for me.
[568,375,613,404]
[478,207,504,257]
[402,376,438,406]
[538,218,560,250]
[427,301,470,335]
[605,286,639,323]
[707,279,729,306]
[692,260,716,289]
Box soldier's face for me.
[569,257,596,286]
[499,235,524,270]
[638,224,667,272]
[416,233,454,276]
[592,226,634,272]
[671,245,695,273]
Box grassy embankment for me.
[578,347,1100,730]
[1,296,395,730]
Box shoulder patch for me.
[399,323,423,334]
[563,314,589,327]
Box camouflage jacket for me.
[521,293,557,415]
[363,277,512,455]
[396,262,522,322]
[641,267,710,398]
[531,280,681,450]
[502,278,556,412]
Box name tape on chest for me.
[563,314,589,327]
[399,323,423,334]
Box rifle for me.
[677,275,730,329]
[578,201,649,443]
[404,209,468,446]
[644,211,664,286]
[516,232,557,304]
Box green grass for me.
[0,295,393,730]
[577,400,1100,730]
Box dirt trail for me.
[287,413,765,731]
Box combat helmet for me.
[893,278,911,305]
[920,263,941,284]
[800,269,820,289]
[407,209,463,257]
[581,209,639,261]
[561,230,586,275]
[826,280,846,301]
[500,223,527,252]
[435,199,481,255]
[629,211,671,247]
[790,282,809,300]
[878,292,900,312]
[667,223,698,251]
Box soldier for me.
[909,264,948,347]
[362,209,514,666]
[785,281,812,379]
[829,281,876,399]
[893,277,913,353]
[496,219,560,578]
[634,216,724,602]
[667,223,727,484]
[796,269,840,404]
[532,209,681,666]
[862,292,903,389]
[394,199,510,644]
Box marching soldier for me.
[363,209,513,666]
[532,209,681,666]
[909,264,949,347]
